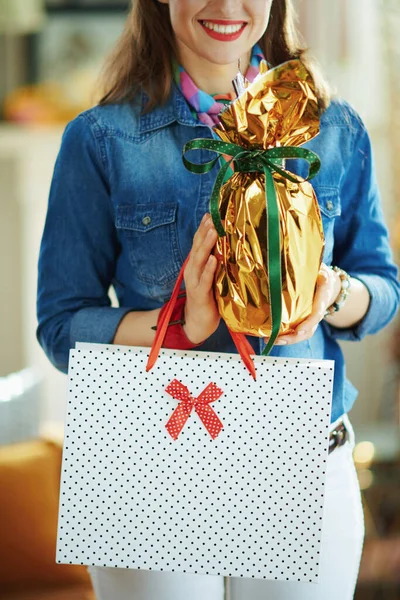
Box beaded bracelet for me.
[324,266,352,318]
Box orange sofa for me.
[0,439,95,600]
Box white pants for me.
[88,415,364,600]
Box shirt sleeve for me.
[36,114,133,373]
[325,112,400,342]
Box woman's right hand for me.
[183,213,221,344]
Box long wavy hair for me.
[99,0,331,111]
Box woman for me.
[37,1,400,598]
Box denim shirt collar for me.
[138,83,205,133]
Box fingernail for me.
[276,340,288,345]
[297,330,307,336]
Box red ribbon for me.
[165,379,224,440]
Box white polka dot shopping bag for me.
[56,343,334,583]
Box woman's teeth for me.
[201,21,245,35]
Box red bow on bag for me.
[165,379,224,440]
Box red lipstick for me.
[199,20,247,42]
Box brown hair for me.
[99,0,331,112]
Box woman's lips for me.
[199,20,247,42]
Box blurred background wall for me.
[0,1,399,598]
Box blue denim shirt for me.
[36,85,400,423]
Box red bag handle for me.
[146,255,190,372]
[146,253,257,379]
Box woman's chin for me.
[196,45,253,67]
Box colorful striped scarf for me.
[174,44,265,126]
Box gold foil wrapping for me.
[213,60,325,337]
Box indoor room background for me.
[0,1,399,599]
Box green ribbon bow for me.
[183,139,321,355]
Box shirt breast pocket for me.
[115,202,184,294]
[316,187,341,265]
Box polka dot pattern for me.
[57,344,334,584]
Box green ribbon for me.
[182,139,321,356]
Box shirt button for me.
[326,201,334,211]
[142,216,151,226]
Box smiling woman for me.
[36,0,400,599]
[99,0,331,110]
[155,0,271,91]
[151,1,269,95]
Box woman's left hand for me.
[266,263,342,346]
